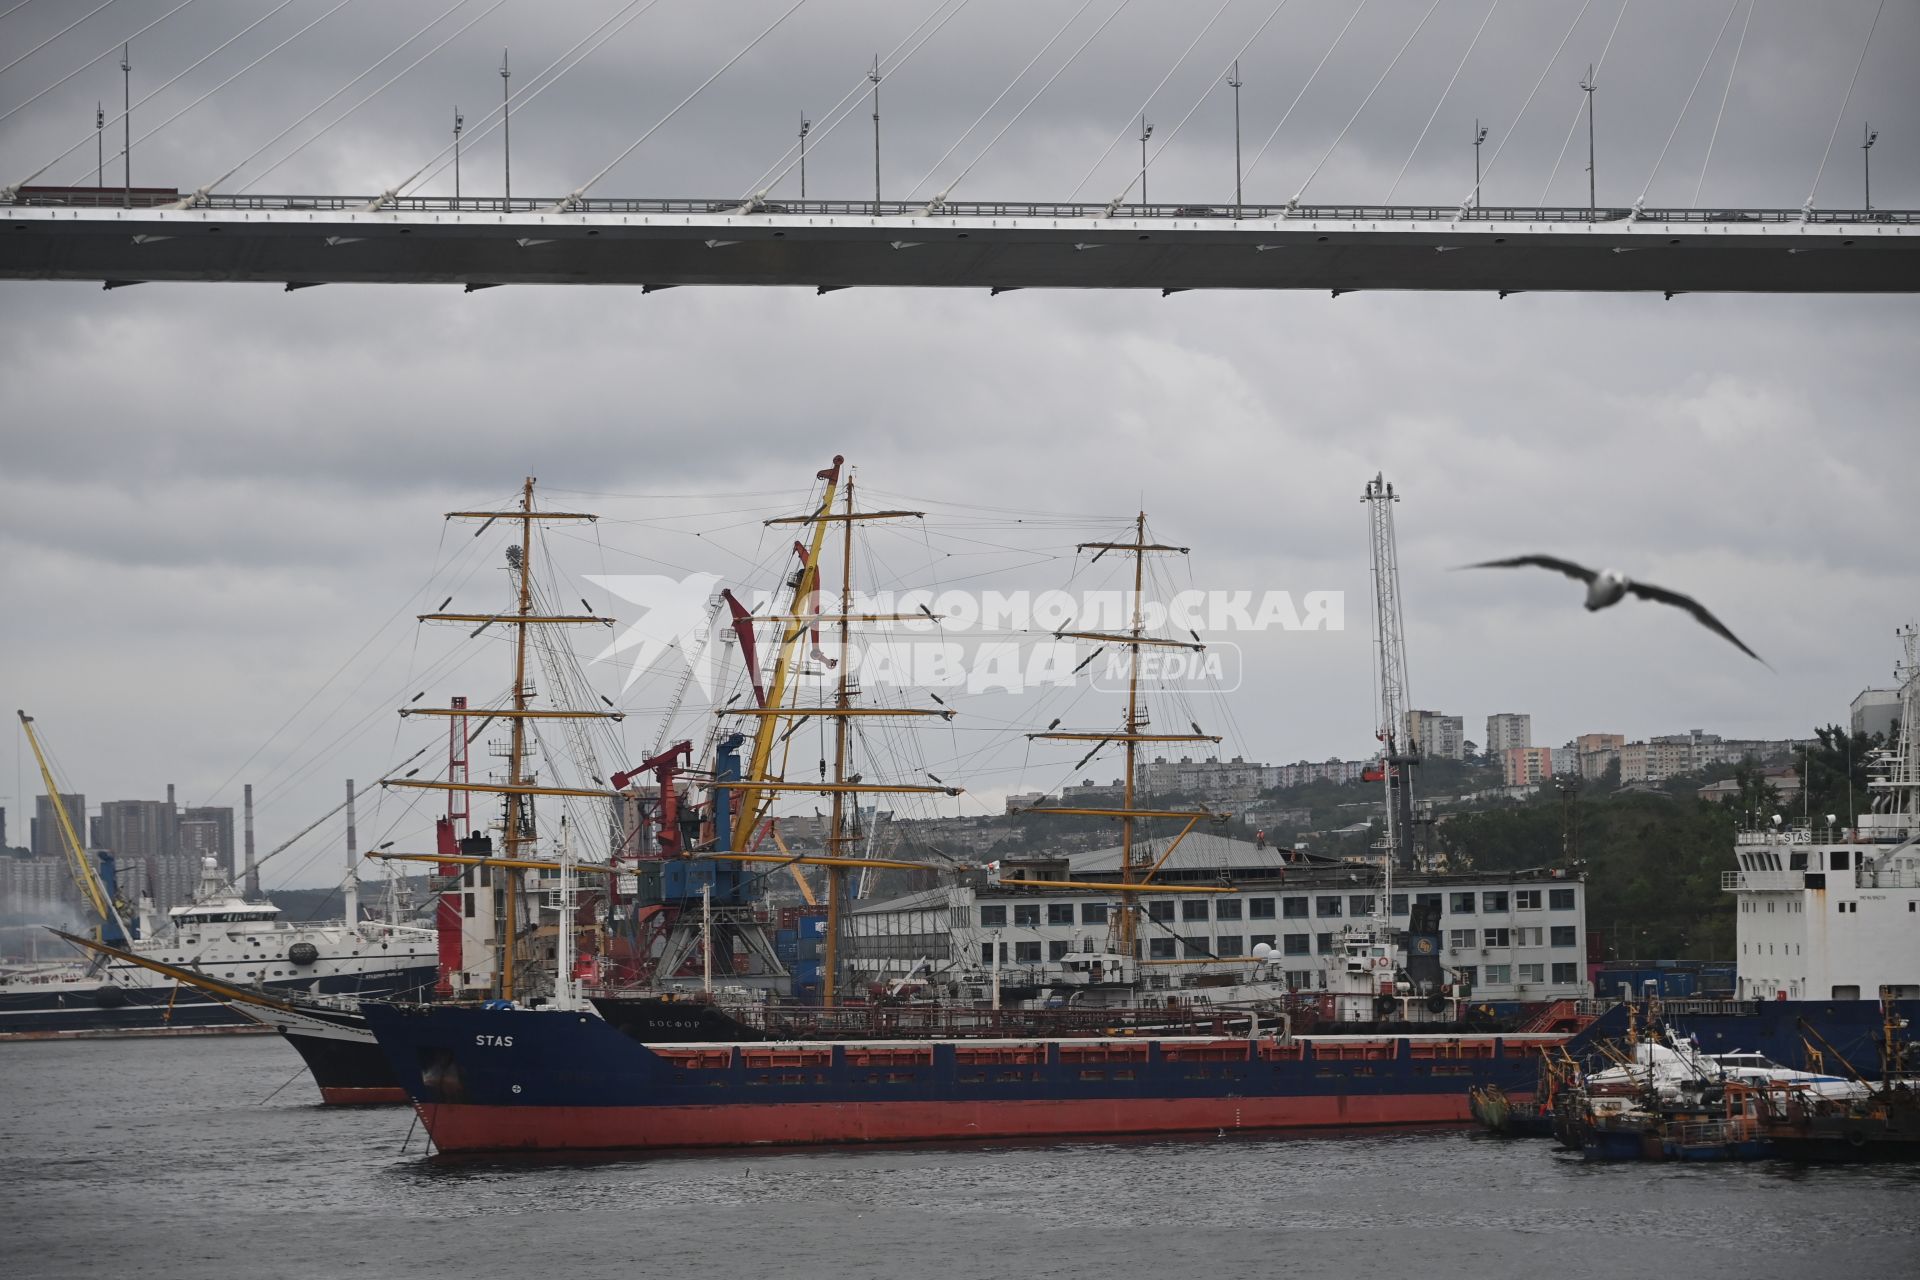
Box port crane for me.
[1361,475,1421,871]
[16,709,133,946]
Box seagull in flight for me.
[1465,555,1768,666]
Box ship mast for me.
[721,454,960,1005]
[1025,513,1222,960]
[384,478,619,1001]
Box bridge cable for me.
[1456,0,1597,212]
[0,1,39,27]
[1803,0,1885,214]
[1287,0,1445,212]
[1105,0,1294,214]
[554,0,813,210]
[1631,0,1744,215]
[226,0,508,199]
[1536,0,1631,206]
[1385,0,1500,204]
[7,1,296,194]
[745,0,970,204]
[98,0,357,177]
[0,0,120,79]
[0,0,198,133]
[906,0,1104,203]
[1690,0,1755,209]
[1065,0,1234,202]
[1237,0,1371,191]
[385,0,664,203]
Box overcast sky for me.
[2,1,1915,889]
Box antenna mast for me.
[1363,474,1419,873]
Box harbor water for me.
[4,1036,1915,1280]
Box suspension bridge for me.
[0,0,1912,294]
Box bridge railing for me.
[7,188,1914,225]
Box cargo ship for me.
[363,996,1623,1155]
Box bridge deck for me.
[3,197,1914,293]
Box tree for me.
[1793,724,1885,826]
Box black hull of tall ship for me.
[241,1000,416,1104]
[0,964,439,1039]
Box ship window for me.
[1013,905,1040,928]
[463,894,475,919]
[978,905,1007,928]
[1249,897,1276,919]
[1832,985,1861,1000]
[1789,852,1808,871]
[1047,904,1074,926]
[1830,851,1850,871]
[1081,903,1107,925]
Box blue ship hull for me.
[360,1001,1631,1154]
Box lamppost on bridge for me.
[1139,114,1153,208]
[1227,61,1243,219]
[1473,119,1488,210]
[869,55,882,213]
[799,112,811,199]
[95,102,104,191]
[1863,123,1878,210]
[501,49,512,205]
[1580,64,1597,211]
[120,43,131,209]
[453,107,464,201]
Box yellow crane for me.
[16,709,128,942]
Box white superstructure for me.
[1726,625,1920,1001]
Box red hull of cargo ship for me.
[416,1092,1510,1154]
[319,1084,411,1105]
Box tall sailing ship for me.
[356,483,1627,1154]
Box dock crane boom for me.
[16,709,131,944]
